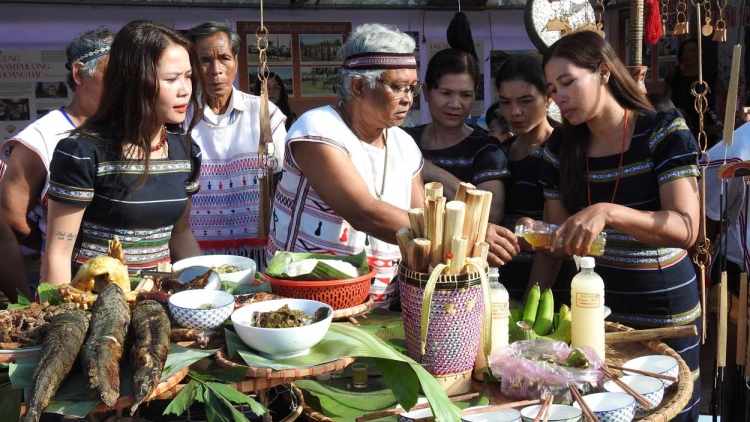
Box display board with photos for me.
[237,21,352,115]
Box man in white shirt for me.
[0,27,114,302]
[186,22,286,268]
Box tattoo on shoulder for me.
[56,231,77,241]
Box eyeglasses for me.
[377,78,422,99]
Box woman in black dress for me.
[495,54,577,303]
[542,31,701,422]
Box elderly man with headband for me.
[0,27,114,302]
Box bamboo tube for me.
[424,182,443,200]
[425,196,446,264]
[455,182,476,203]
[442,201,466,257]
[462,190,485,258]
[472,241,489,266]
[395,227,414,268]
[407,208,424,238]
[450,236,468,274]
[476,191,493,243]
[723,45,742,146]
[408,238,431,272]
[604,325,697,344]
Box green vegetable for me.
[523,284,541,326]
[266,250,369,281]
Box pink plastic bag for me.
[489,339,605,403]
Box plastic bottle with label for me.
[570,257,606,360]
[473,268,509,380]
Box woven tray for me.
[89,366,189,413]
[0,346,41,364]
[216,345,356,380]
[332,296,373,321]
[603,321,693,422]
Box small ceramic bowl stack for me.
[572,392,635,422]
[520,404,582,422]
[462,407,521,422]
[396,398,433,422]
[168,289,235,331]
[604,375,665,417]
[623,355,679,388]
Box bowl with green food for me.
[168,289,235,330]
[173,255,256,285]
[231,298,333,359]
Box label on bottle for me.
[491,302,509,318]
[575,292,601,308]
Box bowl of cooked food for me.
[173,255,256,285]
[231,299,333,360]
[168,289,235,331]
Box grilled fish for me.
[81,283,130,408]
[22,310,89,422]
[129,300,170,415]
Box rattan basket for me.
[265,267,376,310]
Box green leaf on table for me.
[227,323,461,422]
[294,379,397,421]
[217,394,254,422]
[36,283,63,306]
[162,343,216,382]
[207,382,267,416]
[7,292,31,310]
[221,280,272,294]
[0,376,22,422]
[265,249,369,279]
[203,386,235,422]
[211,366,250,383]
[164,380,200,417]
[375,358,419,412]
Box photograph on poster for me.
[0,99,30,121]
[658,37,677,59]
[249,67,294,97]
[247,34,292,64]
[35,82,68,99]
[300,66,337,97]
[299,34,343,64]
[37,109,50,118]
[658,60,676,82]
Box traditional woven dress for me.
[268,105,423,309]
[47,131,201,275]
[189,88,286,268]
[540,110,702,422]
[500,133,577,304]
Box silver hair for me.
[334,23,416,102]
[187,21,241,57]
[65,27,115,91]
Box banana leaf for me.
[265,249,369,280]
[9,344,214,418]
[225,323,461,421]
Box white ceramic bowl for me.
[573,392,635,422]
[395,398,433,422]
[231,298,333,360]
[173,255,256,285]
[462,407,521,422]
[604,375,665,417]
[168,289,235,330]
[520,404,582,422]
[623,355,679,387]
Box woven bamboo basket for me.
[215,345,355,379]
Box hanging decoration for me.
[543,0,572,33]
[673,0,690,35]
[628,0,649,93]
[560,0,574,36]
[661,0,671,37]
[645,0,664,44]
[577,2,599,33]
[702,0,714,37]
[255,0,276,241]
[713,0,728,42]
[594,0,606,37]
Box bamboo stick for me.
[408,208,424,238]
[604,325,698,344]
[476,191,493,243]
[455,182,476,203]
[569,386,599,422]
[723,45,742,146]
[533,395,553,422]
[600,367,652,408]
[425,196,445,264]
[395,227,413,268]
[355,392,481,422]
[442,201,466,257]
[424,182,443,200]
[408,238,432,272]
[606,365,679,383]
[462,190,485,258]
[472,241,489,267]
[450,236,468,274]
[460,399,542,417]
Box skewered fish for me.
[81,283,130,408]
[129,300,170,415]
[22,310,89,422]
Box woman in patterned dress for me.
[541,31,701,422]
[41,21,204,285]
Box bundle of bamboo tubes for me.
[396,182,492,274]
